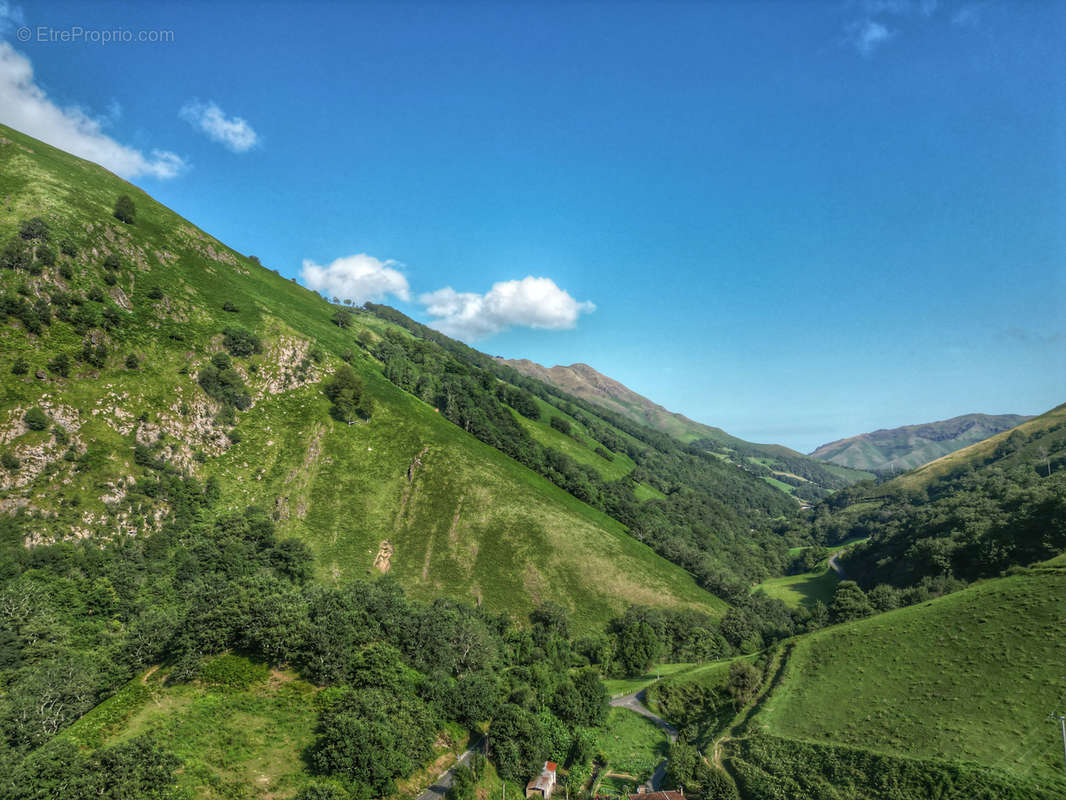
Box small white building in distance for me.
[525,761,557,800]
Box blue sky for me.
[1,0,1063,452]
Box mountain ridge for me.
[497,357,873,502]
[809,412,1032,473]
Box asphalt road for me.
[610,689,677,791]
[416,737,484,800]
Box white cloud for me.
[420,276,596,341]
[0,42,185,179]
[179,100,259,153]
[847,19,895,56]
[301,253,410,305]
[0,1,25,35]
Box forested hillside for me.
[776,403,1066,592]
[501,358,871,502]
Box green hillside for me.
[810,413,1032,474]
[829,402,1066,588]
[736,564,1066,798]
[0,122,720,629]
[647,565,1066,799]
[499,359,873,502]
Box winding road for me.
[828,550,847,579]
[610,689,677,791]
[416,737,484,800]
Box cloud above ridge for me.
[0,42,185,179]
[420,276,596,341]
[301,253,411,305]
[179,100,259,153]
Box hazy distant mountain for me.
[809,413,1032,473]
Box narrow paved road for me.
[610,689,677,791]
[828,551,846,578]
[416,737,484,800]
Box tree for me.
[615,620,661,676]
[829,581,873,624]
[488,703,548,783]
[553,668,607,728]
[11,357,28,375]
[47,353,71,378]
[726,660,761,709]
[310,714,409,795]
[126,353,140,370]
[222,326,262,356]
[1,237,32,271]
[19,217,50,241]
[332,309,353,329]
[23,407,49,431]
[324,364,368,424]
[113,194,137,224]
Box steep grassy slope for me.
[810,413,1031,474]
[500,358,872,501]
[746,565,1066,795]
[0,122,719,629]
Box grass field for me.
[755,567,1066,788]
[62,659,320,799]
[753,564,839,608]
[601,708,669,781]
[602,662,706,697]
[752,538,867,609]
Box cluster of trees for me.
[0,460,620,799]
[360,304,801,595]
[323,365,373,423]
[728,733,1056,800]
[819,423,1066,589]
[197,351,252,410]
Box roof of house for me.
[526,762,558,793]
[627,792,684,800]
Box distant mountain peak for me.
[809,413,1032,473]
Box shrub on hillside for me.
[35,245,56,268]
[23,407,49,431]
[198,654,269,690]
[19,217,50,241]
[47,353,71,378]
[323,365,371,424]
[113,195,136,224]
[198,356,251,410]
[222,326,262,357]
[1,237,32,271]
[549,416,572,436]
[1,451,19,471]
